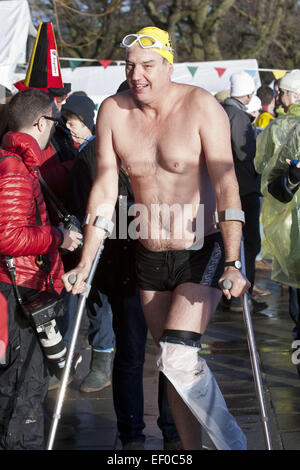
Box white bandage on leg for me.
[157,341,247,450]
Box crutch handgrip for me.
[68,273,77,285]
[222,279,233,290]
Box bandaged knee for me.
[158,329,246,450]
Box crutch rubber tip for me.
[68,273,77,285]
[222,279,233,290]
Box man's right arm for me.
[62,98,120,294]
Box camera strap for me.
[5,257,24,307]
[38,173,72,225]
[33,197,55,291]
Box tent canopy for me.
[0,0,34,90]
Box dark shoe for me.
[163,440,183,450]
[251,298,268,312]
[227,297,243,312]
[48,352,82,391]
[252,284,271,297]
[220,296,244,312]
[80,349,113,393]
[122,441,145,450]
[220,296,268,313]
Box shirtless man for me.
[63,26,249,450]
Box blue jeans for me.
[57,288,115,350]
[110,287,179,445]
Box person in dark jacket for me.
[52,95,116,394]
[0,89,82,450]
[222,72,267,312]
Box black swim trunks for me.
[136,232,225,291]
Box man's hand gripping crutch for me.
[46,215,114,450]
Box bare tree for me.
[27,0,300,68]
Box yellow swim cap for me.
[136,26,173,65]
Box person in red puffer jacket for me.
[0,89,82,450]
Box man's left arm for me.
[199,92,250,298]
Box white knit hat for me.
[230,71,255,97]
[279,70,300,94]
[247,95,262,113]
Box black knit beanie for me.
[62,95,95,131]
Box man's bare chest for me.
[114,117,201,177]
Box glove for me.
[289,163,300,184]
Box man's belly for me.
[129,199,218,251]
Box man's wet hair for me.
[256,85,275,105]
[6,89,53,132]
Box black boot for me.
[80,349,113,393]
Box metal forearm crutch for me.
[222,239,272,450]
[47,216,114,450]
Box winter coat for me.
[222,97,260,196]
[0,132,64,292]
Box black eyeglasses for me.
[33,116,60,127]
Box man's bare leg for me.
[166,381,202,450]
[140,283,221,450]
[166,283,221,449]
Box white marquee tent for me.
[0,0,34,91]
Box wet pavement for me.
[45,264,300,451]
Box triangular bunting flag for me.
[215,67,226,78]
[69,60,82,71]
[244,69,256,77]
[272,70,287,80]
[98,60,112,69]
[187,66,198,78]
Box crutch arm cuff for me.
[214,209,245,228]
[93,215,114,236]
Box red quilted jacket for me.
[0,132,64,292]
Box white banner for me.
[0,0,31,89]
[58,58,261,110]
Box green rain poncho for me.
[255,103,300,175]
[259,122,300,288]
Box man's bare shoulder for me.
[98,91,135,120]
[103,90,134,108]
[174,83,228,123]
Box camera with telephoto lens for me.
[22,290,67,379]
[61,213,83,251]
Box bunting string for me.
[59,56,288,79]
